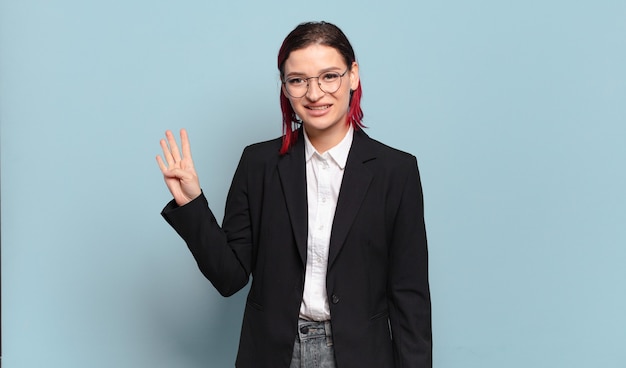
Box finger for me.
[180,128,193,162]
[156,155,168,172]
[160,138,175,166]
[166,130,182,163]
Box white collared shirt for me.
[299,126,354,321]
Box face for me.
[282,44,359,143]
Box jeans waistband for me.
[297,319,332,341]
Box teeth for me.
[308,105,330,110]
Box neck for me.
[304,123,350,153]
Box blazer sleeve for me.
[161,148,253,297]
[388,156,432,367]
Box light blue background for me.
[2,1,625,367]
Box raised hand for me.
[156,129,202,206]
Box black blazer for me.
[162,129,431,367]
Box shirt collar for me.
[303,125,354,169]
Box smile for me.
[306,105,331,110]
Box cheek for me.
[282,91,299,110]
[289,98,302,111]
[338,88,353,107]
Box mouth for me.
[306,104,332,111]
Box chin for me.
[303,116,338,129]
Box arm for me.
[157,130,252,296]
[388,156,432,367]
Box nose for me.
[305,77,324,101]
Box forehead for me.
[283,44,346,74]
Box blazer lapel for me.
[328,130,375,269]
[277,133,308,265]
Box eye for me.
[321,72,341,81]
[286,77,305,86]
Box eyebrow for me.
[284,66,344,78]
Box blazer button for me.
[331,294,340,304]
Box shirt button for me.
[331,294,340,304]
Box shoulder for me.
[370,137,415,161]
[240,136,283,162]
[356,133,424,201]
[244,135,283,153]
[356,130,418,168]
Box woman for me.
[157,21,431,368]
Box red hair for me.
[277,22,365,155]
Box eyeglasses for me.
[282,69,349,98]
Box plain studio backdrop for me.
[1,1,625,367]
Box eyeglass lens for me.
[284,71,346,98]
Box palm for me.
[156,129,202,206]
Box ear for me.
[349,61,360,90]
